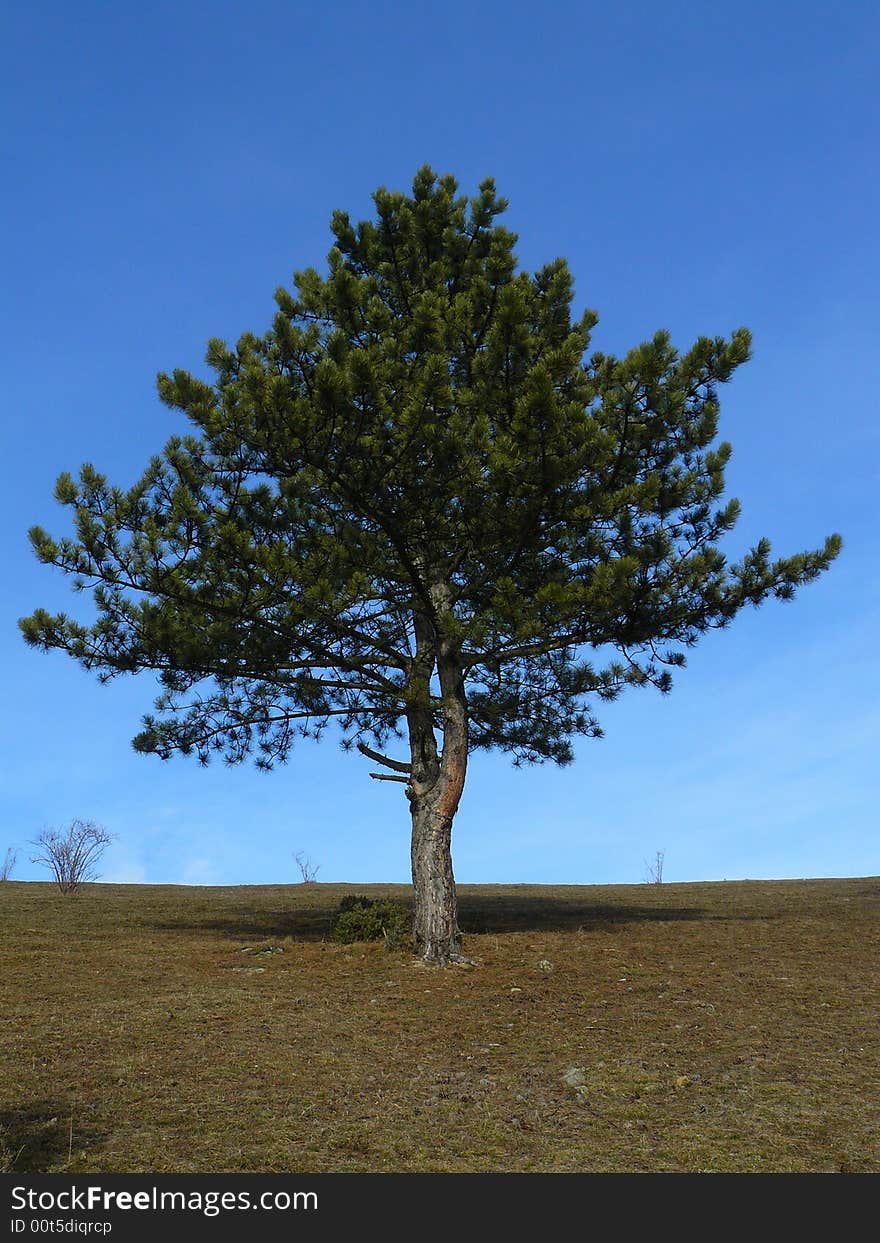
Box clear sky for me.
[2,1,877,887]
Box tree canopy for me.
[21,166,841,960]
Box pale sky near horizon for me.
[2,1,877,887]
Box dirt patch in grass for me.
[1,877,878,1172]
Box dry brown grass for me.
[1,876,878,1172]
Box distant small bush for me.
[293,851,320,883]
[331,896,411,950]
[0,847,17,882]
[30,820,114,894]
[644,849,665,884]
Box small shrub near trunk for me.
[331,897,411,950]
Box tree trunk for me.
[406,601,469,964]
[410,791,461,962]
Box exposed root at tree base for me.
[415,949,478,968]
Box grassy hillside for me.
[1,876,878,1172]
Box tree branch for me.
[368,771,410,784]
[357,742,411,772]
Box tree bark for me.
[410,789,462,962]
[406,601,469,964]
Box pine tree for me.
[20,167,841,962]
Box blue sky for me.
[2,1,877,886]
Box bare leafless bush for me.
[0,846,17,882]
[30,820,114,893]
[644,849,665,884]
[294,851,320,883]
